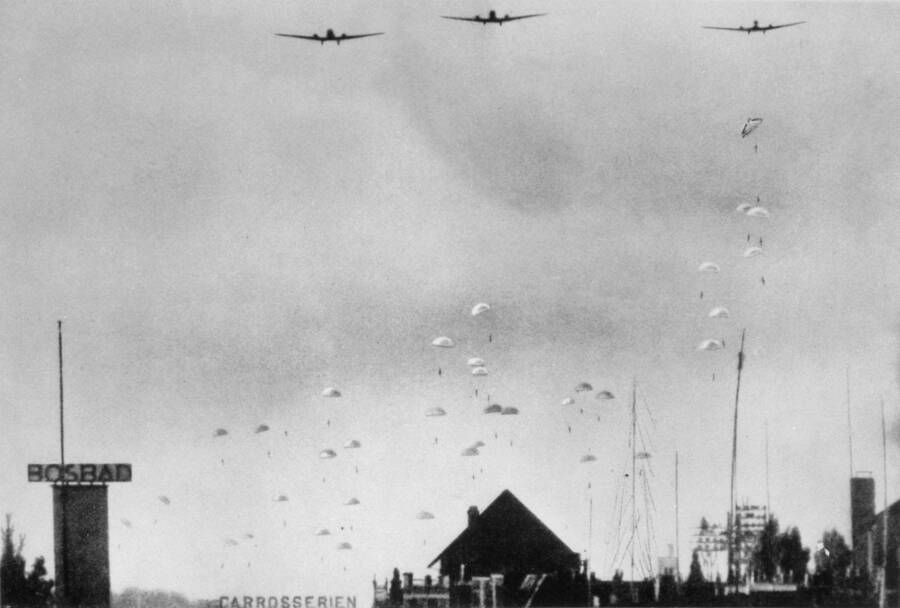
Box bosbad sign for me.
[28,463,132,483]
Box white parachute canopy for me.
[697,262,720,273]
[575,382,593,392]
[743,246,763,258]
[561,397,575,406]
[746,206,770,218]
[595,390,615,400]
[432,336,455,348]
[416,511,435,520]
[736,203,752,213]
[425,407,446,417]
[344,439,362,449]
[461,447,480,457]
[501,406,519,415]
[580,454,597,463]
[741,117,763,137]
[315,528,331,536]
[343,497,360,506]
[698,339,725,351]
[321,387,342,398]
[471,303,491,316]
[467,357,486,367]
[471,367,489,377]
[483,404,502,414]
[708,307,730,319]
[319,449,338,459]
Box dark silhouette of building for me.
[850,474,898,605]
[428,489,581,589]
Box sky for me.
[1,0,900,603]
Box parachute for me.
[483,404,502,414]
[743,246,763,258]
[636,451,652,459]
[595,390,615,400]
[500,407,519,415]
[471,441,485,448]
[471,367,489,377]
[276,495,289,502]
[121,519,132,528]
[431,336,455,348]
[158,496,170,505]
[337,542,352,550]
[213,428,228,437]
[416,511,435,520]
[461,447,480,457]
[321,387,342,398]
[344,439,361,449]
[575,382,593,392]
[708,307,730,319]
[746,206,770,218]
[471,303,491,316]
[741,118,763,138]
[697,262,720,273]
[319,449,337,459]
[698,339,725,351]
[315,528,331,536]
[467,357,486,367]
[561,397,575,406]
[225,539,239,547]
[343,498,360,506]
[255,424,270,434]
[425,407,446,417]
[736,203,752,213]
[580,454,597,463]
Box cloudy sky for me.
[2,0,899,602]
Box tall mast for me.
[728,330,746,591]
[57,320,68,605]
[765,421,770,522]
[631,378,637,593]
[58,320,65,474]
[847,367,854,478]
[879,397,888,608]
[675,450,681,586]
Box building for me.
[428,489,582,587]
[850,475,899,606]
[694,519,728,581]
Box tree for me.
[389,568,403,606]
[820,529,852,586]
[777,526,810,585]
[686,550,705,587]
[751,516,780,582]
[1,515,54,607]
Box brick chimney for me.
[467,506,479,528]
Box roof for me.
[428,489,577,568]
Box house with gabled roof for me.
[428,489,582,588]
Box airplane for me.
[274,29,383,45]
[441,10,546,25]
[702,20,805,34]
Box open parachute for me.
[431,336,455,348]
[697,262,720,273]
[471,303,491,316]
[741,118,763,138]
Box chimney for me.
[467,506,479,528]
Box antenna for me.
[765,421,771,522]
[57,320,68,604]
[630,378,637,594]
[847,366,854,477]
[879,397,888,608]
[58,320,65,475]
[675,450,681,586]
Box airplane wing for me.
[766,21,806,30]
[340,33,384,40]
[441,16,485,22]
[275,33,324,41]
[502,13,547,22]
[701,26,747,31]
